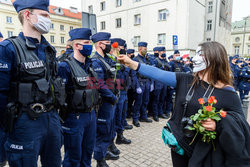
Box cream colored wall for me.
[0,3,82,56]
[231,32,250,57]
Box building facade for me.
[83,0,232,56]
[0,0,82,55]
[230,16,250,57]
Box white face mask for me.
[32,14,51,34]
[192,46,208,73]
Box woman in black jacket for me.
[118,41,250,167]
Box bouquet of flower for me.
[189,96,227,150]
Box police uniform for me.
[0,1,64,166]
[58,28,98,167]
[0,32,7,167]
[151,47,170,121]
[230,55,240,90]
[56,39,73,62]
[131,42,153,127]
[238,64,250,102]
[110,38,132,145]
[91,32,120,165]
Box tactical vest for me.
[8,36,66,119]
[92,54,120,96]
[64,57,100,112]
[134,56,149,79]
[155,58,170,71]
[173,61,184,72]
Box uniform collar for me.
[19,32,48,45]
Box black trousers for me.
[171,150,189,167]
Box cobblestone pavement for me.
[91,118,173,167]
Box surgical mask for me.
[161,53,166,58]
[31,13,51,34]
[141,50,147,56]
[192,46,208,73]
[102,44,111,54]
[175,56,181,61]
[79,45,93,57]
[154,53,159,57]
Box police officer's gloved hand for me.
[150,84,154,92]
[136,87,142,94]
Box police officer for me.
[110,38,132,145]
[0,0,64,166]
[58,28,98,167]
[57,39,73,62]
[126,49,135,119]
[131,42,153,127]
[230,55,240,90]
[91,32,119,167]
[0,32,7,167]
[238,62,250,102]
[152,47,169,121]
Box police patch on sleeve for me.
[0,61,10,71]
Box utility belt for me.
[138,78,149,83]
[101,96,117,105]
[21,103,54,119]
[68,107,94,114]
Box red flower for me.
[206,106,212,112]
[208,96,215,104]
[220,111,227,118]
[198,98,205,105]
[112,42,119,48]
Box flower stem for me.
[189,131,199,145]
[212,140,215,151]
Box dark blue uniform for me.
[92,52,118,161]
[239,66,250,101]
[58,56,96,167]
[0,33,63,167]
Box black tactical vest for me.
[135,55,149,79]
[8,36,65,119]
[92,54,120,96]
[65,57,100,112]
[155,58,170,71]
[173,61,184,72]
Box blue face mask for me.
[161,53,166,58]
[79,45,93,57]
[175,56,181,61]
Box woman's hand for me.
[201,118,216,131]
[117,55,139,70]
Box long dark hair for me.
[193,41,233,87]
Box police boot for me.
[108,140,120,155]
[0,161,6,167]
[97,159,109,167]
[116,132,132,145]
[105,151,119,160]
[153,116,159,122]
[124,124,133,130]
[159,114,168,119]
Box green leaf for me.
[193,124,198,129]
[211,115,221,121]
[193,113,201,121]
[198,109,202,114]
[188,127,195,131]
[199,126,205,132]
[211,135,216,139]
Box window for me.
[207,20,212,31]
[70,26,74,31]
[88,5,93,14]
[235,37,240,42]
[248,45,250,55]
[207,38,211,41]
[101,21,106,30]
[116,0,122,7]
[50,36,55,43]
[6,16,12,23]
[158,34,166,44]
[7,31,13,37]
[61,37,65,44]
[134,14,141,25]
[158,9,168,21]
[133,36,141,47]
[100,2,106,11]
[134,0,141,2]
[234,46,239,55]
[116,18,122,28]
[60,25,64,31]
[208,1,213,13]
[51,23,54,30]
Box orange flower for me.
[208,96,215,104]
[206,106,212,112]
[220,111,227,118]
[198,98,205,105]
[112,42,119,48]
[214,99,217,104]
